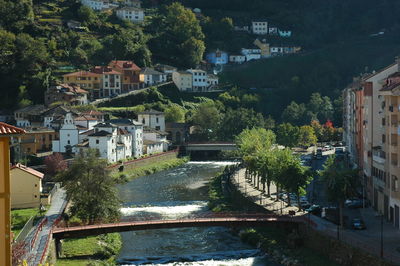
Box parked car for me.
[305,205,322,215]
[346,199,364,208]
[351,218,366,230]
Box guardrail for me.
[14,216,36,243]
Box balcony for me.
[373,149,386,164]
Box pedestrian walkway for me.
[24,187,67,265]
[232,168,400,265]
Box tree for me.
[281,101,306,125]
[275,123,300,148]
[77,5,97,26]
[57,149,121,224]
[320,156,360,227]
[191,101,221,140]
[165,104,185,123]
[298,125,317,147]
[236,127,276,157]
[44,153,67,177]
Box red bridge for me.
[52,213,303,240]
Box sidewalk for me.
[24,187,67,265]
[232,168,400,265]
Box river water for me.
[116,161,276,265]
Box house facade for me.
[10,164,43,209]
[187,69,208,92]
[52,113,80,154]
[92,66,122,97]
[140,68,167,86]
[62,71,102,99]
[116,7,144,23]
[12,127,57,157]
[44,84,88,106]
[109,118,143,158]
[138,110,165,131]
[252,21,268,35]
[14,105,46,128]
[172,71,193,92]
[108,60,141,92]
[81,0,111,11]
[229,55,246,64]
[206,50,229,65]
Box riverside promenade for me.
[231,168,400,265]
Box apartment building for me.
[108,60,141,92]
[62,71,102,99]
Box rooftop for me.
[109,60,141,71]
[141,67,164,75]
[0,123,26,135]
[15,105,46,114]
[63,71,101,78]
[138,109,164,115]
[11,163,44,179]
[88,130,112,137]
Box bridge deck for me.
[53,215,302,239]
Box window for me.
[156,117,159,123]
[156,126,160,130]
[96,139,99,144]
[105,75,108,78]
[382,134,386,143]
[105,82,108,87]
[67,140,70,144]
[142,118,145,124]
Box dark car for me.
[306,205,321,215]
[351,218,366,230]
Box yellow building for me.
[63,71,102,99]
[0,122,25,266]
[10,164,43,209]
[14,127,58,156]
[254,39,270,58]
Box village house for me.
[229,55,246,64]
[14,105,46,128]
[252,21,268,35]
[52,113,80,154]
[143,127,169,154]
[279,30,292,37]
[12,127,57,158]
[81,110,105,121]
[108,60,141,92]
[155,64,178,78]
[10,164,43,209]
[187,69,209,92]
[81,122,132,163]
[140,68,167,86]
[81,0,115,11]
[42,105,80,130]
[44,84,88,107]
[138,110,165,131]
[109,118,143,158]
[172,71,193,92]
[206,50,229,65]
[254,39,271,58]
[268,26,278,35]
[74,115,100,131]
[241,47,262,61]
[62,71,102,99]
[91,66,122,97]
[116,7,144,23]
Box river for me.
[116,161,276,265]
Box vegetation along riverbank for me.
[208,169,338,266]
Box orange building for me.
[13,127,58,157]
[62,71,102,99]
[108,60,141,92]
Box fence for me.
[14,216,36,243]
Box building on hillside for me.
[143,127,169,153]
[116,7,144,23]
[80,122,132,162]
[10,164,43,209]
[12,127,57,159]
[254,39,270,58]
[252,21,268,35]
[229,55,246,64]
[234,25,250,32]
[268,26,278,35]
[206,50,229,65]
[81,0,111,11]
[52,113,80,154]
[172,71,193,92]
[62,71,102,99]
[187,69,209,92]
[125,0,141,7]
[109,60,141,92]
[92,66,122,97]
[138,110,165,131]
[155,64,177,78]
[74,115,100,131]
[109,118,143,158]
[279,30,292,37]
[143,140,163,155]
[241,47,261,61]
[14,105,46,128]
[140,68,167,86]
[44,84,88,106]
[42,105,80,130]
[207,74,219,89]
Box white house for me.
[172,71,193,92]
[252,21,268,35]
[229,55,246,64]
[207,74,219,88]
[52,113,79,154]
[279,30,292,37]
[140,68,167,86]
[116,7,144,23]
[268,26,278,35]
[81,0,110,11]
[84,122,132,163]
[143,127,169,153]
[74,115,99,131]
[143,140,163,155]
[241,48,261,61]
[109,118,143,158]
[138,110,165,131]
[102,69,122,97]
[187,69,208,92]
[14,105,46,128]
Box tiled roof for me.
[141,67,164,75]
[81,110,104,116]
[118,128,130,135]
[15,105,46,114]
[109,60,141,71]
[63,71,101,77]
[11,163,44,179]
[75,115,98,121]
[380,81,400,92]
[92,66,122,75]
[0,123,26,135]
[57,83,88,94]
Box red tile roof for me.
[109,60,141,71]
[81,110,104,116]
[63,71,101,78]
[11,163,44,179]
[92,66,122,75]
[0,123,26,135]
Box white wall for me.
[52,113,79,153]
[138,113,165,131]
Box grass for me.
[56,233,122,266]
[11,208,42,237]
[113,157,189,180]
